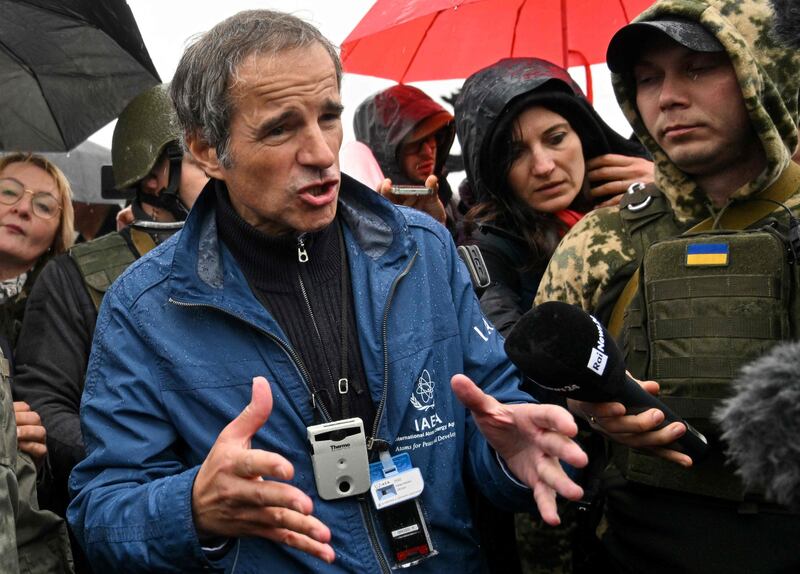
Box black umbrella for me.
[0,0,161,152]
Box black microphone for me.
[714,341,800,509]
[504,301,708,460]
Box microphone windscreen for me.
[714,341,800,509]
[504,301,627,401]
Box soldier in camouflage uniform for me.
[536,0,800,572]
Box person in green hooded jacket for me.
[536,0,800,572]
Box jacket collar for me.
[167,173,415,314]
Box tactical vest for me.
[602,164,800,501]
[69,228,156,311]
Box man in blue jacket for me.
[67,9,587,572]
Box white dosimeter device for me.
[307,417,371,500]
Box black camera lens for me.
[338,480,351,493]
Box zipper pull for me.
[297,235,309,263]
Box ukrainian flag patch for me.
[686,243,729,266]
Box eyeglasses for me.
[0,177,62,220]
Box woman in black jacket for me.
[456,58,652,337]
[455,58,653,574]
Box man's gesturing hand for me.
[192,376,335,563]
[450,375,588,526]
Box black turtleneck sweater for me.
[215,185,375,427]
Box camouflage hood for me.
[353,85,455,185]
[612,0,800,220]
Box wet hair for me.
[467,84,597,269]
[170,9,342,168]
[0,152,74,256]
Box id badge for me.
[370,452,438,568]
[307,417,370,500]
[369,452,424,509]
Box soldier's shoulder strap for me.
[69,228,157,311]
[616,182,683,263]
[596,183,682,332]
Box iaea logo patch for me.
[410,369,436,412]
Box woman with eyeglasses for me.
[0,152,74,351]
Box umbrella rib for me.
[398,12,443,83]
[618,0,631,22]
[0,37,69,150]
[0,37,34,74]
[341,37,361,67]
[510,0,528,57]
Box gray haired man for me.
[68,9,588,573]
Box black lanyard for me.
[335,221,350,418]
[298,220,352,420]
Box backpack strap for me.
[693,161,800,231]
[603,183,682,336]
[129,227,157,257]
[607,268,640,340]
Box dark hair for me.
[467,89,593,269]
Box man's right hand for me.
[192,376,335,563]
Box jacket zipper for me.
[297,234,309,263]
[168,298,332,422]
[297,235,362,416]
[359,495,391,574]
[367,250,418,449]
[296,235,335,390]
[361,250,418,574]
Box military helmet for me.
[111,84,182,190]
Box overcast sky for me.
[88,0,632,150]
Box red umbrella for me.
[342,0,653,100]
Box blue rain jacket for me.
[68,175,536,572]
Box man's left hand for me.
[450,375,588,525]
[14,401,47,465]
